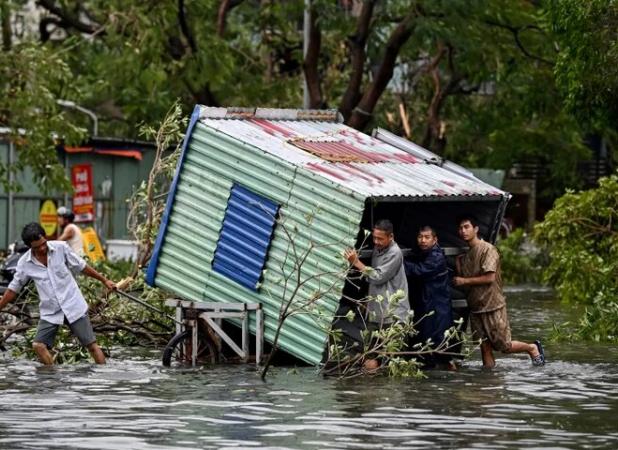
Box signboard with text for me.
[71,164,94,222]
[39,199,58,236]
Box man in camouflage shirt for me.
[453,216,545,368]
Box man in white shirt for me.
[56,206,84,255]
[0,222,116,365]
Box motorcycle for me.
[0,241,33,328]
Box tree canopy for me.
[0,0,615,198]
[549,0,618,131]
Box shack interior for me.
[333,196,507,352]
[359,198,504,249]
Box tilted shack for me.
[146,106,509,365]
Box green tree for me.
[535,174,618,342]
[0,0,604,201]
[0,22,86,192]
[548,0,618,131]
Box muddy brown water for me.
[1,287,618,449]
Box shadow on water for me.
[1,287,618,449]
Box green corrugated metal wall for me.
[153,122,365,364]
[0,140,156,250]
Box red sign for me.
[71,164,94,222]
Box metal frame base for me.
[165,299,264,367]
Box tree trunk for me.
[178,0,197,53]
[339,0,377,120]
[1,1,11,51]
[421,45,462,154]
[303,6,323,108]
[217,0,244,37]
[346,11,417,131]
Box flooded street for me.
[1,289,618,449]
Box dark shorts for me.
[34,315,97,349]
[469,307,512,352]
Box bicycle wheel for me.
[162,328,218,367]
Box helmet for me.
[57,206,75,222]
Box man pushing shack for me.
[344,219,410,327]
[453,216,545,368]
[0,223,117,365]
[405,225,453,368]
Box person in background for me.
[405,225,454,368]
[0,223,116,365]
[453,216,545,368]
[57,206,84,255]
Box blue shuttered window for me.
[212,185,279,291]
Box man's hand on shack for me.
[344,248,358,264]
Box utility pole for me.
[56,100,99,207]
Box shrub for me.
[535,174,618,342]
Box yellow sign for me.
[81,226,105,262]
[39,200,58,236]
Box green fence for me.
[0,139,157,250]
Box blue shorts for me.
[34,315,97,349]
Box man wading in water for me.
[405,226,454,369]
[453,216,545,368]
[345,219,410,370]
[0,223,117,365]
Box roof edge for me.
[369,193,510,202]
[198,106,342,123]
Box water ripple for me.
[1,293,618,449]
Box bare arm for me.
[0,289,17,311]
[82,265,116,290]
[453,272,495,286]
[344,248,402,284]
[57,225,75,242]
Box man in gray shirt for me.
[344,219,410,325]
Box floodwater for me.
[1,288,618,449]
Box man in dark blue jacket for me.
[405,226,453,367]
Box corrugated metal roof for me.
[199,107,505,199]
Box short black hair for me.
[457,215,479,228]
[22,222,46,247]
[418,225,436,237]
[373,219,394,235]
